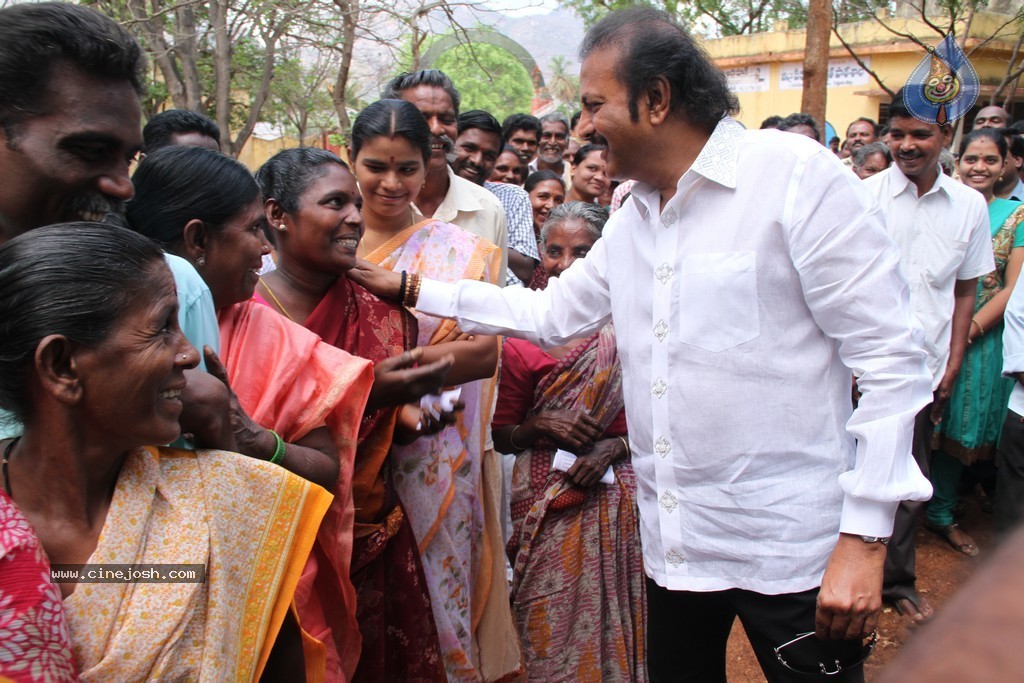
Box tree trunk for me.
[331,0,359,142]
[801,0,832,142]
[230,16,288,156]
[126,0,186,110]
[210,0,232,153]
[174,4,204,112]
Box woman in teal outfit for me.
[929,128,1024,555]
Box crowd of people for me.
[1,2,1023,682]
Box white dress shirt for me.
[417,118,933,594]
[413,167,509,286]
[865,165,994,388]
[1004,278,1024,415]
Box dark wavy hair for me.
[143,109,221,153]
[0,223,164,423]
[351,99,432,164]
[525,169,565,194]
[502,113,541,142]
[778,113,822,142]
[127,146,261,249]
[381,69,461,114]
[0,3,145,134]
[257,148,349,214]
[458,109,503,138]
[580,7,738,131]
[572,143,607,167]
[958,127,1008,160]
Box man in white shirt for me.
[381,70,510,285]
[995,280,1024,537]
[865,93,994,623]
[353,8,932,681]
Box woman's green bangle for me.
[268,430,286,465]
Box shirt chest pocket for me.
[678,251,760,352]
[922,234,969,288]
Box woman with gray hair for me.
[492,201,646,681]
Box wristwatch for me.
[859,536,891,546]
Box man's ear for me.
[34,335,84,406]
[181,218,209,266]
[940,124,954,146]
[647,76,672,126]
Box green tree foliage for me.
[559,0,810,35]
[263,50,340,144]
[432,42,534,121]
[547,56,581,118]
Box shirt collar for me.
[626,117,743,220]
[413,167,489,222]
[887,161,953,200]
[688,116,743,190]
[1010,177,1024,202]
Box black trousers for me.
[646,580,865,683]
[995,410,1024,539]
[883,405,933,602]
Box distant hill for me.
[488,7,585,76]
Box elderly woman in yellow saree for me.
[0,224,330,680]
[350,99,521,682]
[125,146,450,680]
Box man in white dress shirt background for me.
[865,94,994,624]
[354,8,933,681]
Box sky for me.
[483,0,560,17]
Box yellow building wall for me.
[235,132,342,171]
[702,12,1022,137]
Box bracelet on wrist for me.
[398,270,408,304]
[617,435,631,458]
[971,318,984,337]
[268,430,286,465]
[404,272,422,308]
[509,424,528,451]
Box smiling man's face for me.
[0,62,142,239]
[887,115,950,188]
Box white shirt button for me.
[665,549,685,567]
[654,319,669,342]
[654,437,671,458]
[659,490,678,513]
[660,208,678,228]
[651,378,668,398]
[655,263,674,284]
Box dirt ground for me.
[724,493,991,682]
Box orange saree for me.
[219,300,374,681]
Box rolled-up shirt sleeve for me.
[416,231,613,348]
[784,151,934,537]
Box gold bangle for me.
[971,318,984,337]
[509,424,528,451]
[404,272,422,308]
[617,436,630,458]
